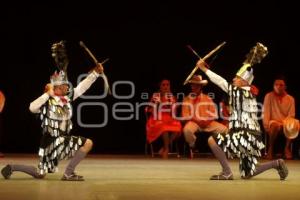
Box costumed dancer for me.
[197,42,288,180]
[1,41,105,181]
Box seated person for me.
[263,76,296,159]
[145,79,182,159]
[182,75,228,157]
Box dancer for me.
[1,41,105,181]
[197,42,288,180]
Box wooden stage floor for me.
[1,154,299,200]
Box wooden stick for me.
[183,41,226,85]
[79,41,99,64]
[79,41,112,95]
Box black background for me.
[0,1,299,154]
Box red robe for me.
[146,93,182,143]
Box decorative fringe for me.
[37,96,82,174]
[216,130,265,177]
[38,136,83,174]
[216,84,265,178]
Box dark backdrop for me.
[0,1,299,154]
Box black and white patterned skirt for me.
[37,133,87,175]
[213,129,265,178]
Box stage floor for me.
[1,154,299,200]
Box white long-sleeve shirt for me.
[205,70,229,93]
[205,69,251,92]
[29,71,100,113]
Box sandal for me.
[1,165,12,179]
[210,172,233,180]
[61,173,84,181]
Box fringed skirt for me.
[37,133,86,175]
[213,129,265,178]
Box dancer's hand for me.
[197,60,208,72]
[94,63,104,74]
[44,83,54,96]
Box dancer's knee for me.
[84,139,93,151]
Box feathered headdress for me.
[50,41,69,85]
[236,42,268,84]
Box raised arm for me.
[73,63,103,100]
[197,60,229,93]
[29,93,50,113]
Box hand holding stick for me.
[183,41,226,85]
[79,41,112,95]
